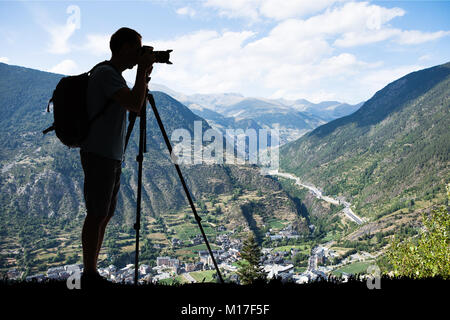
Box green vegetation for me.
[0,63,304,275]
[272,244,310,252]
[276,176,348,243]
[157,275,187,285]
[2,61,449,282]
[387,186,449,279]
[280,62,450,220]
[332,261,375,276]
[189,269,217,283]
[236,234,267,284]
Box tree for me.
[236,233,267,284]
[387,184,450,279]
[213,206,222,216]
[293,252,308,266]
[66,253,79,264]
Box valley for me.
[0,61,449,283]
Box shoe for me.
[81,271,113,290]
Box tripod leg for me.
[134,103,147,285]
[147,92,225,284]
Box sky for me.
[0,0,449,104]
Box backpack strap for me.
[46,98,53,113]
[43,124,55,134]
[88,60,121,76]
[42,61,124,138]
[124,111,138,153]
[42,98,55,134]
[87,60,122,126]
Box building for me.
[157,256,179,268]
[171,238,182,247]
[157,256,171,267]
[26,274,45,282]
[293,274,309,284]
[6,268,22,280]
[47,266,65,275]
[185,263,196,272]
[153,272,171,283]
[270,235,283,241]
[264,264,294,280]
[200,254,212,266]
[195,261,204,271]
[139,264,151,275]
[191,234,203,245]
[219,263,237,272]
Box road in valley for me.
[265,169,364,225]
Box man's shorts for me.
[80,150,122,218]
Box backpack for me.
[43,61,119,148]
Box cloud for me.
[359,64,424,95]
[46,23,78,54]
[335,28,450,47]
[204,0,347,21]
[131,1,448,104]
[0,57,9,63]
[176,7,196,17]
[418,54,432,62]
[82,34,110,56]
[395,30,450,45]
[276,2,405,41]
[47,59,77,75]
[204,0,260,21]
[146,30,258,93]
[205,2,449,48]
[334,28,401,47]
[259,0,347,20]
[31,4,81,54]
[144,27,371,102]
[144,2,409,102]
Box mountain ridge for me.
[151,82,363,144]
[280,61,450,219]
[0,62,299,226]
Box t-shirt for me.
[81,64,128,161]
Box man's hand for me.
[112,45,155,114]
[138,46,155,71]
[146,65,153,79]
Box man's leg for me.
[95,214,113,267]
[80,150,119,275]
[82,214,107,274]
[94,161,121,267]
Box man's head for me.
[110,27,142,69]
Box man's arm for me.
[111,65,152,114]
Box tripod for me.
[127,83,224,285]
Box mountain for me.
[222,98,328,144]
[292,101,364,121]
[188,106,262,132]
[1,63,326,274]
[186,97,327,145]
[277,99,363,121]
[182,92,246,112]
[149,83,189,102]
[151,85,362,144]
[280,61,450,219]
[0,62,301,229]
[150,85,246,112]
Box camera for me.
[141,45,173,64]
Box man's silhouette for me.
[79,27,154,286]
